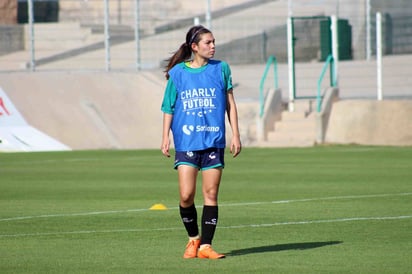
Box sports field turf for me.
[1,146,411,273]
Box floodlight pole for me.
[134,0,141,70]
[206,0,211,29]
[27,0,35,71]
[376,12,383,100]
[366,0,371,60]
[287,17,295,112]
[104,0,111,71]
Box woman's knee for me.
[202,187,218,203]
[180,192,195,206]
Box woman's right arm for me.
[160,79,177,157]
[161,113,173,157]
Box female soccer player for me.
[160,25,241,259]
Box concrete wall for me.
[1,71,411,150]
[0,25,24,56]
[0,71,165,150]
[326,100,412,146]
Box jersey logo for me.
[182,124,194,135]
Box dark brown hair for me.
[164,25,212,79]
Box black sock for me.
[200,205,218,245]
[179,204,199,237]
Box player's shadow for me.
[227,241,342,256]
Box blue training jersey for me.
[164,60,229,151]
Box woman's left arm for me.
[226,89,242,157]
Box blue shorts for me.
[174,148,225,170]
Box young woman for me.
[161,25,241,259]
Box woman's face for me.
[192,32,215,59]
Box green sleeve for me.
[221,61,233,91]
[161,79,177,114]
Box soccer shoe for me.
[183,239,201,259]
[197,245,226,259]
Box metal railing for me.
[259,55,278,118]
[316,54,336,112]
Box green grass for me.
[1,146,411,273]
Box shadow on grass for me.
[227,241,343,256]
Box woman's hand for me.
[230,135,242,157]
[161,139,170,157]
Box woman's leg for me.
[178,165,201,258]
[178,165,198,207]
[201,168,222,206]
[200,168,222,245]
[178,165,199,237]
[197,167,225,258]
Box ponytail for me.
[164,43,192,79]
[164,25,211,80]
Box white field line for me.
[1,215,411,238]
[1,192,411,222]
[221,192,412,207]
[0,208,151,222]
[6,157,147,165]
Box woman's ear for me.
[191,43,198,53]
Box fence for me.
[0,0,411,99]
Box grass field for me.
[1,146,411,273]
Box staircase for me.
[24,22,104,51]
[258,100,317,147]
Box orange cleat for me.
[197,245,226,259]
[183,239,201,259]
